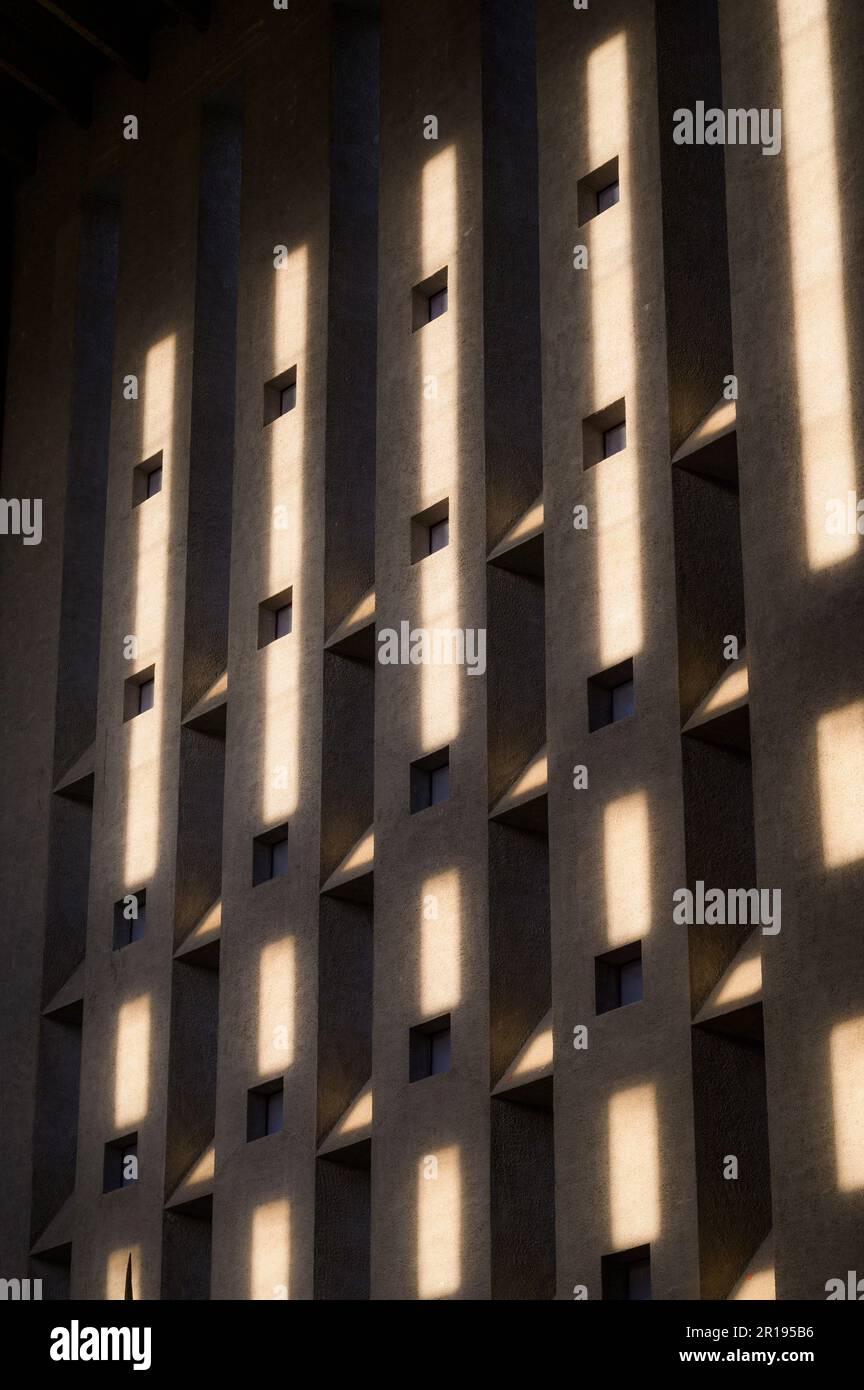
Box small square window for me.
[264,366,297,425]
[428,517,449,554]
[123,665,156,722]
[577,156,620,226]
[582,398,627,469]
[619,955,642,1004]
[428,286,448,322]
[596,180,620,214]
[113,890,147,950]
[628,1257,652,1300]
[412,267,448,332]
[410,498,449,563]
[270,836,290,877]
[103,1134,138,1192]
[253,824,290,885]
[587,658,635,731]
[611,678,635,721]
[409,1015,452,1082]
[132,453,163,506]
[595,941,643,1014]
[430,763,450,803]
[410,748,450,813]
[602,1246,651,1301]
[602,421,627,459]
[247,1079,284,1141]
[258,587,294,648]
[138,678,155,714]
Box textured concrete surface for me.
[1,0,861,1302]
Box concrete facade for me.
[0,0,862,1302]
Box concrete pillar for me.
[537,0,701,1300]
[211,1,331,1302]
[720,0,864,1298]
[72,29,204,1298]
[372,0,490,1300]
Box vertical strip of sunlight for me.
[588,35,642,666]
[420,869,461,1015]
[830,1017,864,1191]
[250,1199,291,1299]
[124,335,176,885]
[257,938,296,1077]
[778,0,857,570]
[419,147,460,750]
[817,701,864,868]
[105,1246,141,1300]
[417,1145,461,1299]
[114,995,151,1130]
[603,790,652,945]
[608,1082,660,1249]
[261,246,307,823]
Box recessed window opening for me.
[410,748,450,813]
[409,1015,452,1081]
[588,658,635,731]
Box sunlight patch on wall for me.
[608,1082,660,1250]
[817,701,864,868]
[114,994,151,1130]
[420,869,461,1016]
[778,0,857,570]
[419,146,460,750]
[603,790,652,946]
[588,34,642,666]
[714,947,762,1010]
[257,937,296,1077]
[417,1145,461,1299]
[511,1019,553,1081]
[336,1082,372,1137]
[262,246,308,824]
[250,1199,291,1299]
[830,1017,864,1192]
[105,1245,140,1300]
[596,454,643,668]
[124,334,176,886]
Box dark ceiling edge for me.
[0,0,212,176]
